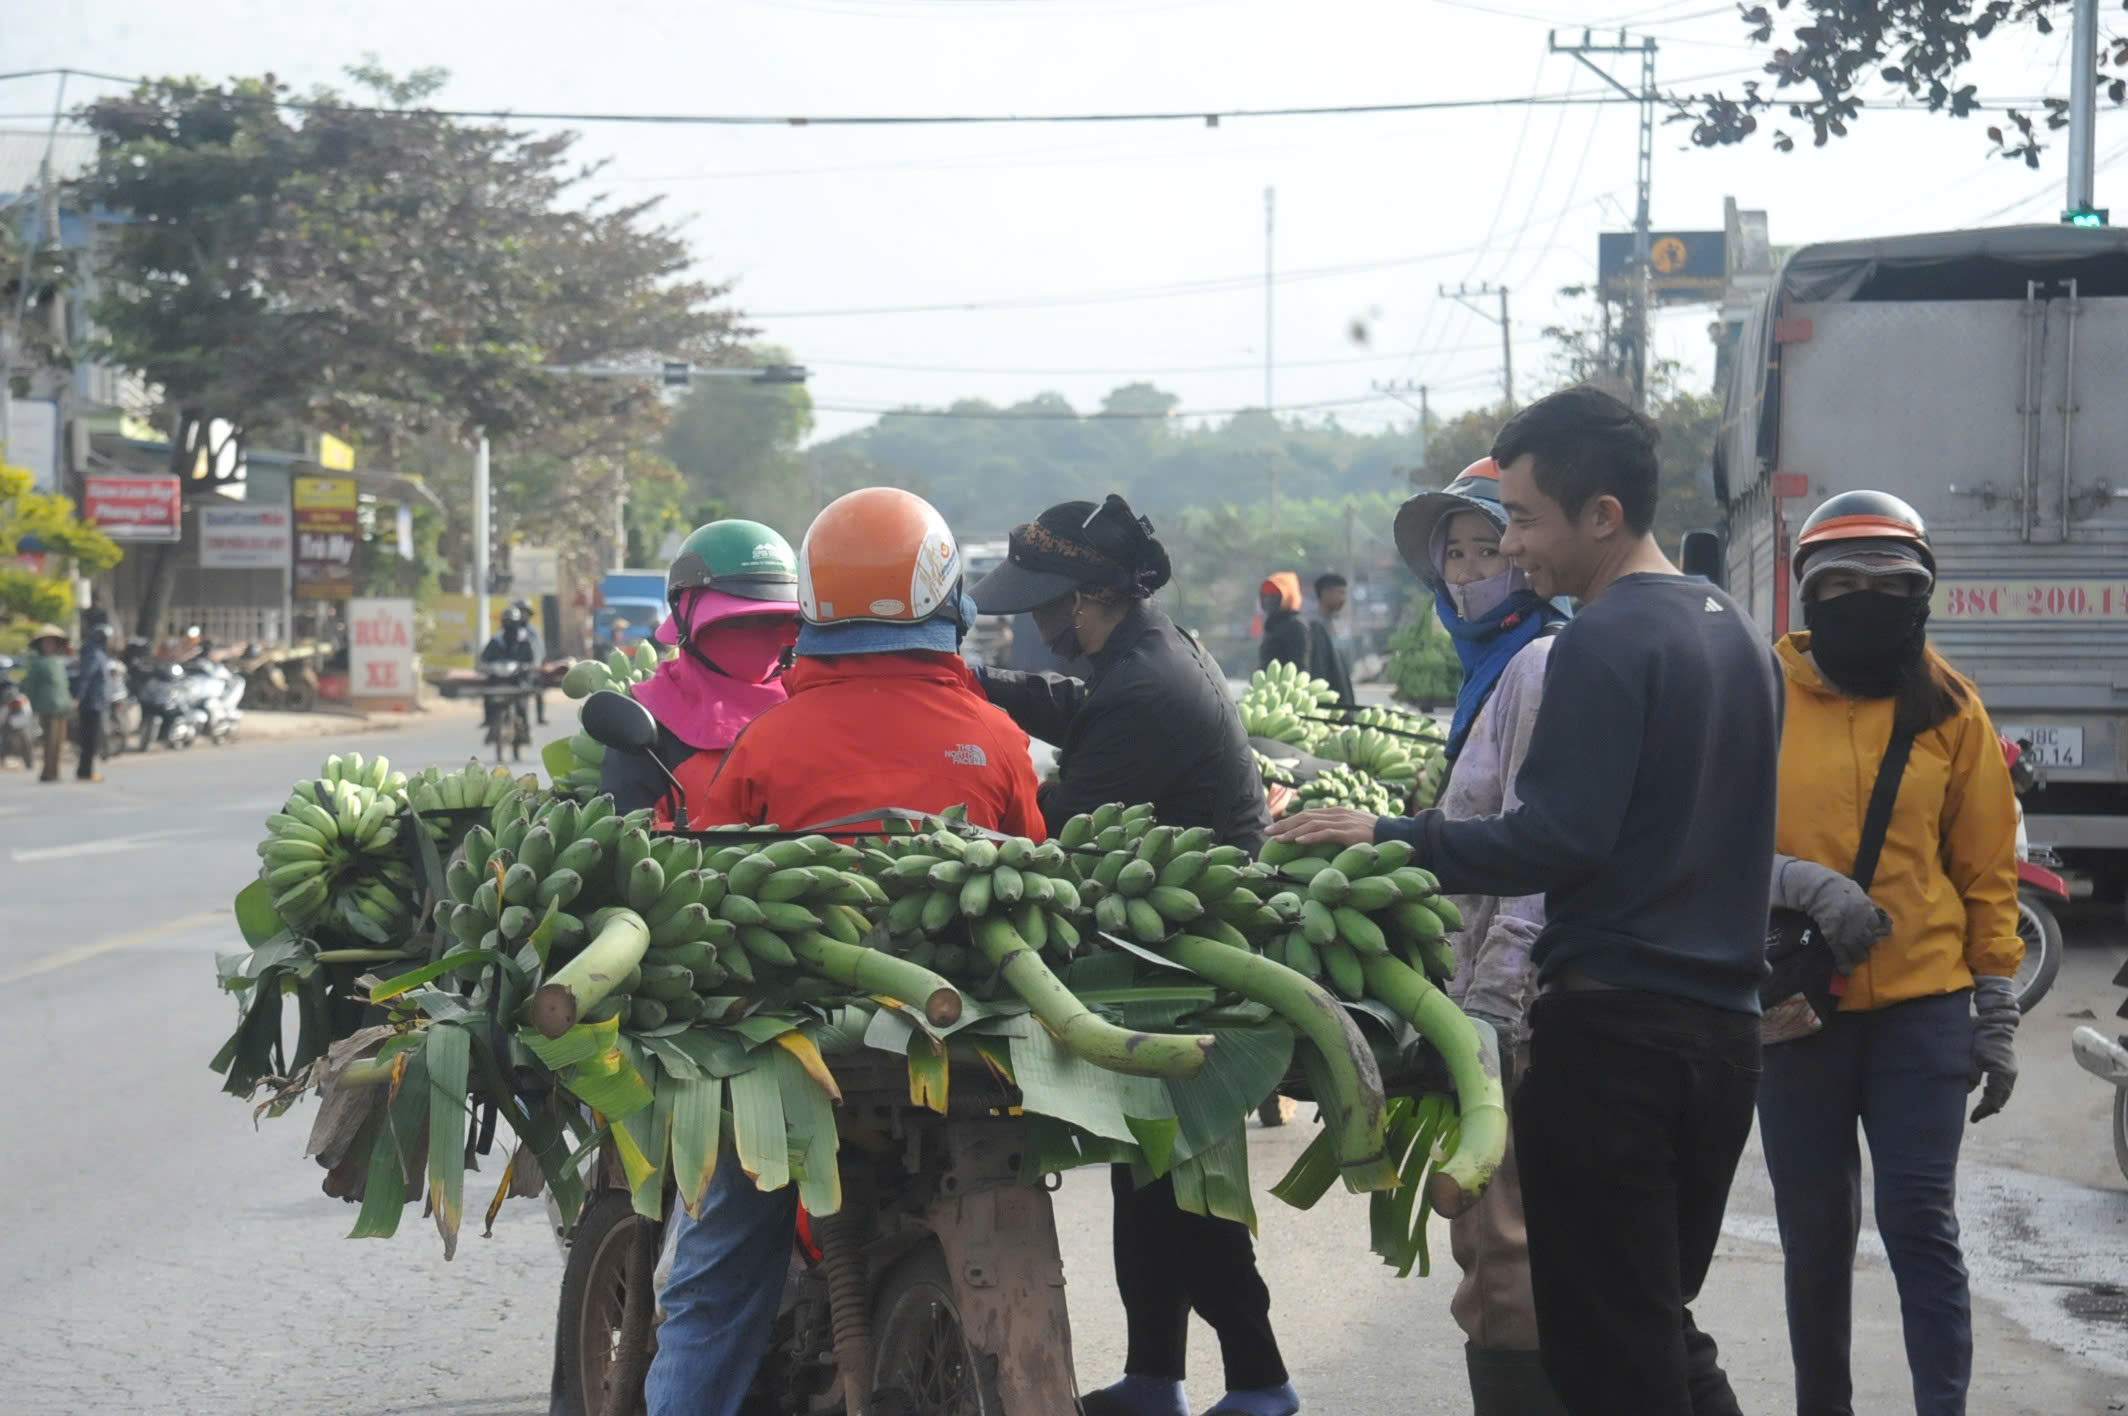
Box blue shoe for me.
[1203,1382,1300,1416]
[1081,1375,1190,1416]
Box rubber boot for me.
[1465,1344,1569,1416]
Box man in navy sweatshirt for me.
[1271,384,1781,1416]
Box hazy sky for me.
[6,0,2113,443]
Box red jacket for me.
[704,651,1046,840]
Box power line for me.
[745,197,1611,317]
[803,338,1517,376]
[808,392,1400,419]
[0,64,1739,129]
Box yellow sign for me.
[293,476,357,511]
[1934,580,2128,621]
[421,595,515,670]
[317,433,356,473]
[1651,236,1689,274]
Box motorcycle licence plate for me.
[1998,723,2084,768]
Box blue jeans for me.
[644,1160,798,1416]
[1757,989,1975,1416]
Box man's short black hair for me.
[1490,384,1662,535]
[1314,572,1348,596]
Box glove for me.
[1969,973,2020,1123]
[1771,856,1892,973]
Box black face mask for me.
[1804,590,1930,698]
[1040,593,1085,662]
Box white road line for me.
[9,826,200,863]
[0,908,229,985]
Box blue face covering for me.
[1434,582,1555,760]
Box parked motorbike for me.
[2002,734,2070,1011]
[0,656,37,769]
[137,662,196,750]
[2070,962,2128,1185]
[181,653,246,745]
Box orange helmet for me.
[796,488,967,654]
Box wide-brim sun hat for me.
[1393,459,1509,589]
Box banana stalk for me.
[970,917,1212,1079]
[526,910,653,1039]
[787,932,963,1027]
[1358,953,1507,1217]
[1163,933,1396,1191]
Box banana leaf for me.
[615,1054,674,1220]
[425,1022,472,1259]
[776,1047,842,1217]
[667,1072,724,1218]
[521,1017,654,1121]
[1269,1127,1342,1210]
[727,1064,789,1191]
[1005,1015,1171,1148]
[1159,1124,1257,1232]
[542,736,577,783]
[233,879,289,948]
[1163,1024,1293,1163]
[350,1049,430,1239]
[907,1031,949,1114]
[370,950,509,1004]
[467,1028,586,1233]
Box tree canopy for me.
[1680,2,2125,165]
[1,460,120,633]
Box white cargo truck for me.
[1704,225,2128,903]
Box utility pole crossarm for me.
[1437,282,1515,409]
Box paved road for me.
[2,720,2124,1414]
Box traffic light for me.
[2063,206,2110,227]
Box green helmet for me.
[667,519,800,607]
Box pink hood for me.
[633,588,801,751]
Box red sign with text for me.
[348,597,416,700]
[83,475,182,541]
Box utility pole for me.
[2066,0,2104,224]
[1373,380,1433,478]
[1551,28,1659,407]
[1439,283,1515,409]
[473,434,491,646]
[1264,186,1278,521]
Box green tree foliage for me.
[1385,587,1461,710]
[1679,2,2123,165]
[0,460,120,629]
[77,69,738,450]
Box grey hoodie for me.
[1433,634,1553,1033]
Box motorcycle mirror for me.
[580,690,658,754]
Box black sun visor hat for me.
[971,494,1172,615]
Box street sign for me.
[1599,231,1727,304]
[199,500,292,569]
[293,475,360,600]
[348,597,417,702]
[83,474,183,541]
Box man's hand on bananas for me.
[1266,806,1382,848]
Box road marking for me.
[0,908,229,985]
[9,826,200,863]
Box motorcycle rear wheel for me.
[870,1241,1005,1416]
[554,1190,649,1416]
[2013,890,2063,1012]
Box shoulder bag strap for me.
[1849,728,1916,893]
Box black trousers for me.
[1110,1165,1288,1390]
[74,706,101,776]
[1514,990,1761,1416]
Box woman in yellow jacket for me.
[1759,490,2021,1416]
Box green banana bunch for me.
[1252,749,1300,789]
[1291,765,1401,817]
[257,771,415,943]
[400,760,538,835]
[1255,836,1461,998]
[1313,726,1422,785]
[1056,802,1284,951]
[559,641,673,700]
[438,793,744,1029]
[1237,662,1341,750]
[546,731,607,803]
[319,750,405,800]
[871,825,1087,971]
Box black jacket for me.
[983,602,1270,850]
[1306,617,1356,706]
[1258,607,1310,674]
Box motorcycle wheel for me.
[283,679,317,713]
[2113,1082,2128,1186]
[870,1241,1005,1416]
[553,1190,650,1416]
[2013,890,2064,1012]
